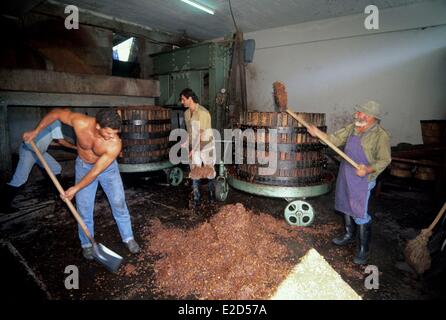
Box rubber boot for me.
[332,214,356,246]
[208,179,216,204]
[192,179,201,209]
[354,222,372,265]
[0,185,20,214]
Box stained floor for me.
[1,166,445,300]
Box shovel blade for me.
[93,243,123,273]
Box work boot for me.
[126,239,140,254]
[82,246,94,260]
[332,214,356,246]
[354,222,372,265]
[0,185,20,214]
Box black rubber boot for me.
[0,185,20,214]
[192,179,201,209]
[208,179,216,203]
[354,222,372,265]
[332,214,356,246]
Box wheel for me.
[168,167,183,186]
[284,200,314,227]
[215,177,229,202]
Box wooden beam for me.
[1,91,155,107]
[392,144,446,159]
[391,157,441,167]
[0,69,159,97]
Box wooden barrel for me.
[414,166,436,181]
[235,111,327,186]
[420,120,446,144]
[117,106,171,164]
[390,162,413,178]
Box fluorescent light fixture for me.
[181,0,215,15]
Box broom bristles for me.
[273,81,288,111]
[404,228,432,274]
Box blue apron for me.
[334,135,369,219]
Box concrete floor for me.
[1,164,445,300]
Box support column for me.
[0,98,12,182]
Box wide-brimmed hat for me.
[354,100,382,119]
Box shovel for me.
[29,141,123,273]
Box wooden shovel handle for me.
[286,109,361,170]
[427,202,446,232]
[29,141,95,244]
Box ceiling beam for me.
[31,0,197,46]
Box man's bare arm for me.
[54,138,77,150]
[23,108,84,142]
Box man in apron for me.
[308,101,391,264]
[180,88,216,209]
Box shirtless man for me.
[23,108,140,260]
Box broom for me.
[404,201,446,274]
[272,81,361,170]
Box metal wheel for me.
[168,167,183,186]
[215,177,229,202]
[284,200,314,227]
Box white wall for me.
[245,0,446,145]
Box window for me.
[113,37,134,62]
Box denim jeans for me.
[192,179,215,201]
[8,143,62,187]
[353,180,376,225]
[75,157,134,248]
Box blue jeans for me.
[75,157,134,248]
[8,143,61,187]
[353,180,376,225]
